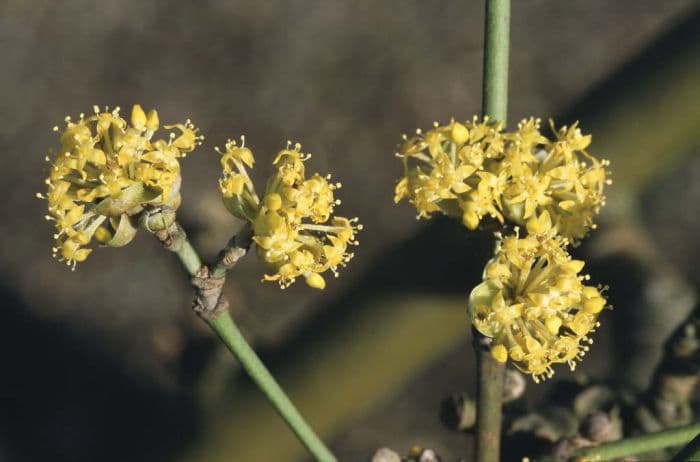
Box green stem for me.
[474,330,505,462]
[570,422,700,462]
[672,432,700,462]
[474,1,509,461]
[173,229,202,276]
[156,222,336,461]
[482,0,510,123]
[207,311,336,462]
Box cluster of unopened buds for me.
[395,117,612,381]
[218,138,362,289]
[41,104,361,290]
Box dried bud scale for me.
[370,448,401,462]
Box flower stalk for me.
[474,0,510,461]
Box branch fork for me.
[191,266,229,319]
[154,221,253,320]
[150,219,335,461]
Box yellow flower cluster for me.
[468,212,607,382]
[393,116,611,380]
[41,105,202,268]
[394,117,610,243]
[218,138,362,289]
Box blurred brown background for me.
[2,1,700,461]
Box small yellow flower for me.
[394,117,610,242]
[41,105,202,268]
[501,118,611,243]
[394,117,506,228]
[218,138,362,289]
[218,137,259,221]
[468,212,607,382]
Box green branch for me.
[570,422,700,462]
[482,0,510,123]
[153,221,336,462]
[671,432,700,462]
[154,221,202,277]
[474,1,510,462]
[207,311,336,462]
[473,329,506,462]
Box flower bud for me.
[264,193,283,211]
[146,109,159,131]
[305,272,326,290]
[131,104,147,130]
[140,207,176,232]
[451,122,469,144]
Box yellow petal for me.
[462,210,480,230]
[583,297,606,314]
[305,272,326,290]
[146,109,159,131]
[131,105,147,130]
[491,344,508,363]
[451,122,469,145]
[545,316,562,334]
